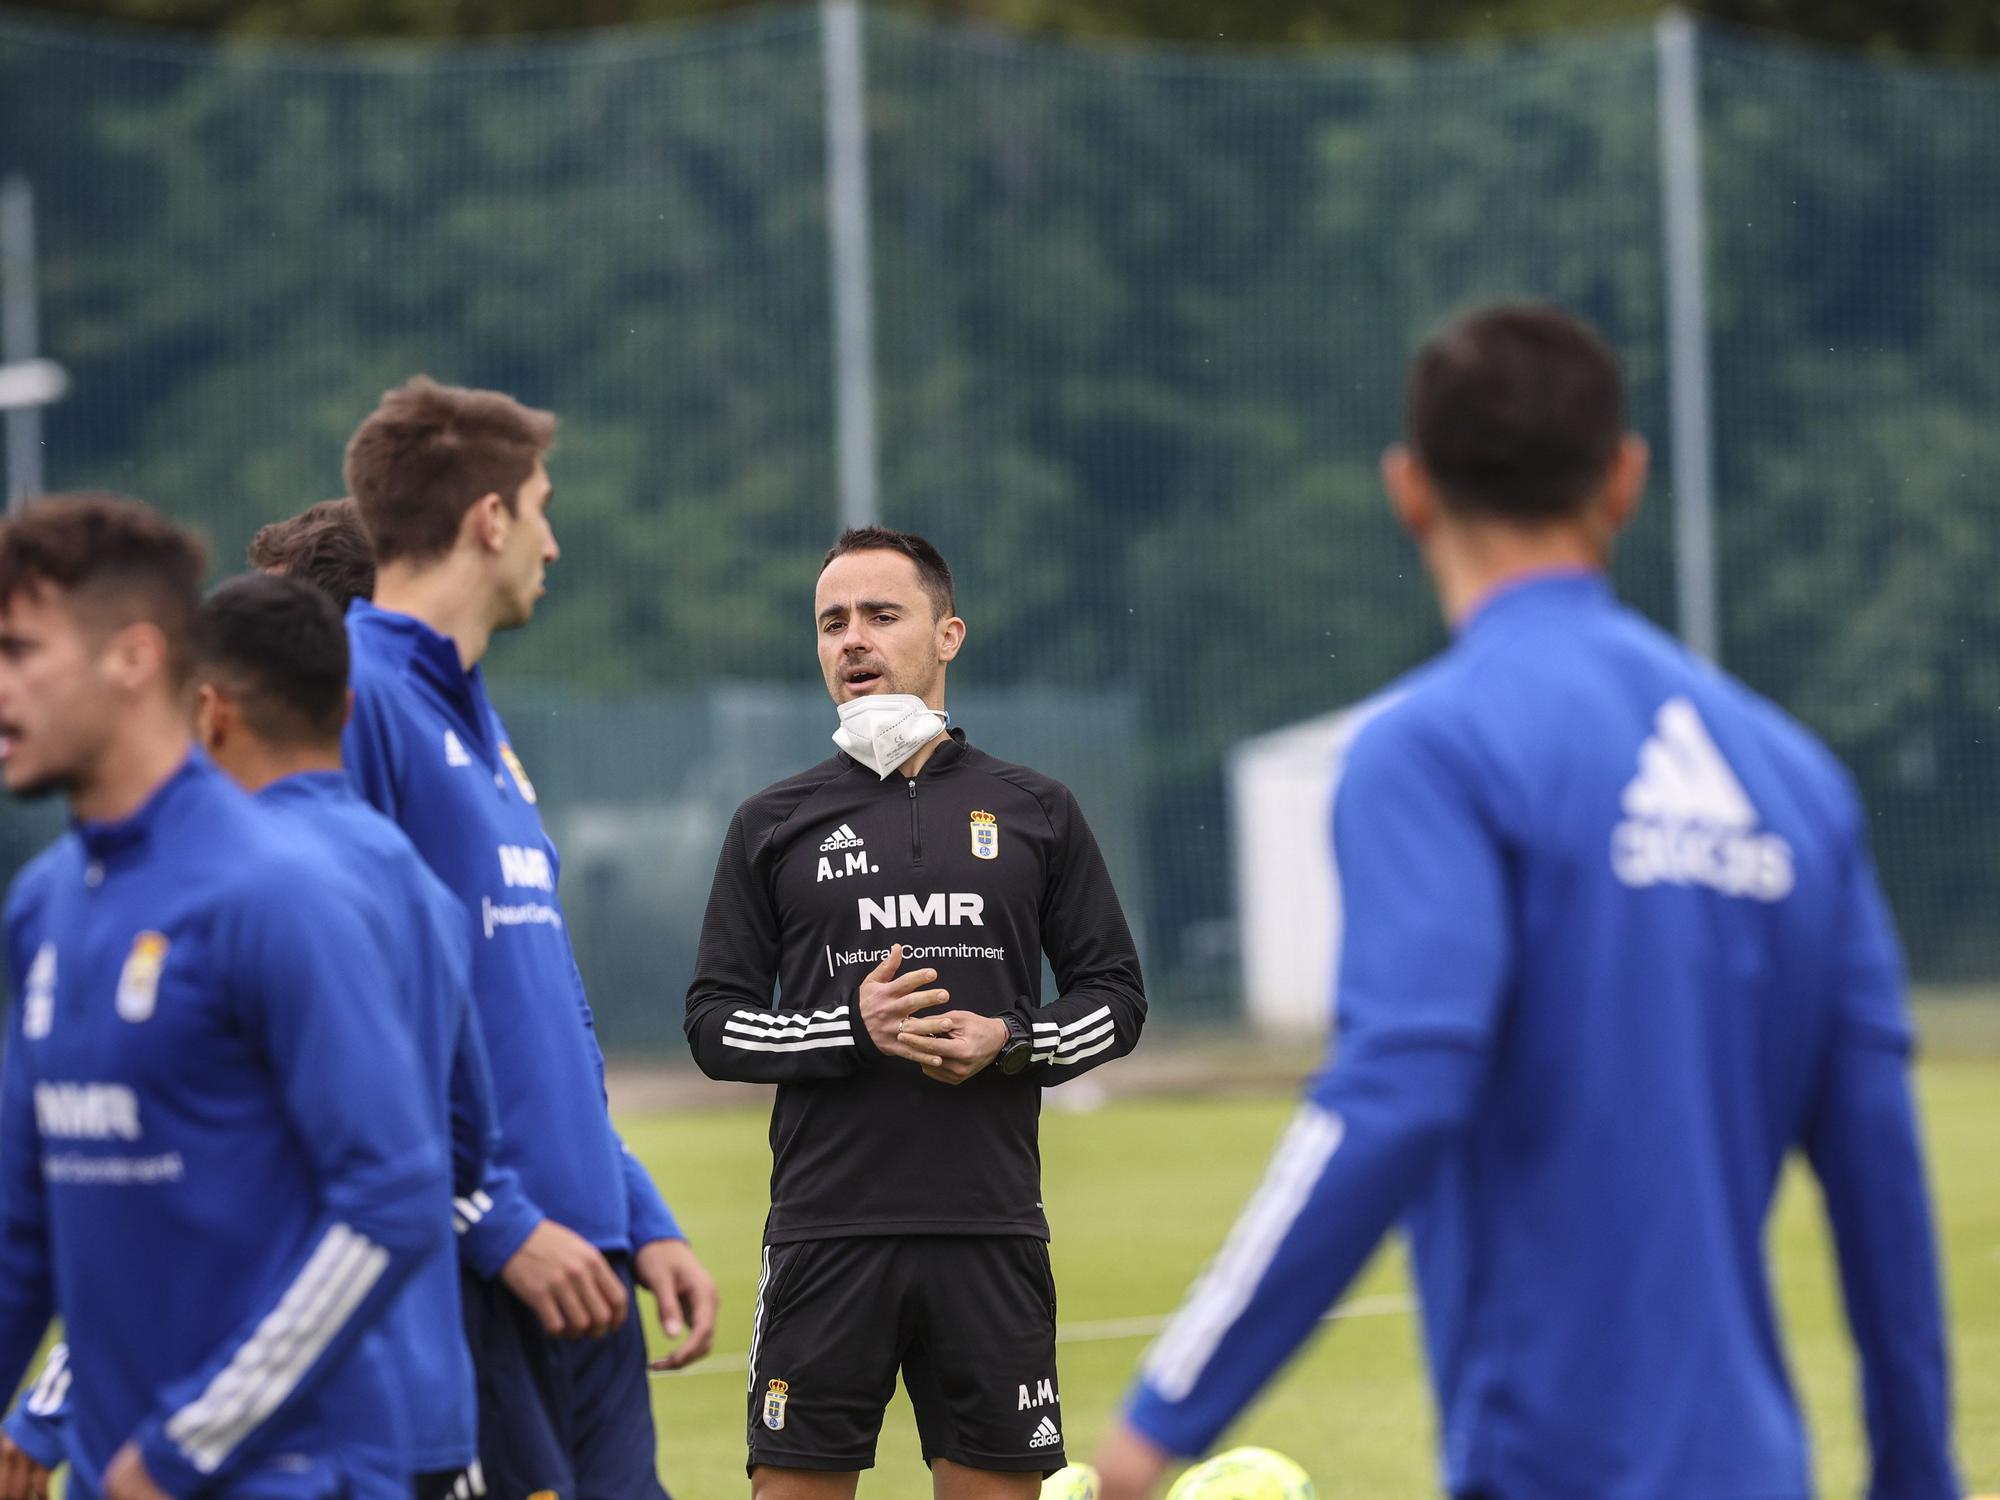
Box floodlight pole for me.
[822,0,880,531]
[2,177,52,512]
[1657,11,1719,663]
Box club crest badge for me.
[116,932,169,1024]
[763,1378,789,1431]
[23,943,55,1040]
[499,742,538,804]
[970,810,999,861]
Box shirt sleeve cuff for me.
[458,1198,543,1280]
[624,1154,683,1248]
[134,1420,207,1500]
[1123,1384,1214,1461]
[1,1406,64,1470]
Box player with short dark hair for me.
[248,498,376,611]
[195,572,501,1499]
[685,526,1148,1499]
[342,377,717,1499]
[0,495,447,1499]
[1094,303,1960,1498]
[346,377,557,570]
[2,573,505,1500]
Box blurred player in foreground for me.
[343,378,717,1497]
[685,527,1147,1499]
[249,497,375,610]
[1095,305,1960,1499]
[0,496,445,1498]
[0,573,502,1499]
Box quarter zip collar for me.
[347,598,499,764]
[1458,568,1614,638]
[72,748,209,864]
[257,769,356,814]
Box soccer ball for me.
[1041,1464,1100,1499]
[1166,1447,1316,1499]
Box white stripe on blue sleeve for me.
[1142,1104,1346,1400]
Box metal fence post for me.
[2,177,55,512]
[1656,11,1719,662]
[822,0,880,531]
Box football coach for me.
[685,526,1148,1500]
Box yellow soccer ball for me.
[1166,1447,1316,1500]
[1040,1464,1100,1499]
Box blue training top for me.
[258,771,495,1474]
[343,601,679,1276]
[1127,572,1958,1500]
[0,753,446,1498]
[1,770,499,1479]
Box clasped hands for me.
[857,943,1008,1085]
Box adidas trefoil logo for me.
[819,824,865,853]
[1612,697,1794,902]
[1027,1415,1062,1449]
[444,731,472,768]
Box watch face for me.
[999,1041,1031,1076]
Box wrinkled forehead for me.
[814,549,928,618]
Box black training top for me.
[684,730,1147,1243]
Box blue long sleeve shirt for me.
[342,601,679,1277]
[0,753,447,1498]
[1128,572,1958,1500]
[258,771,494,1474]
[1,771,498,1479]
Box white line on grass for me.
[650,1291,1414,1378]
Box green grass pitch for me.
[623,1055,1998,1498]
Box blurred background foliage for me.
[2,2,1997,1035]
[11,0,2000,55]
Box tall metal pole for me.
[2,177,47,511]
[821,0,880,531]
[1656,11,1719,662]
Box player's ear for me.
[193,681,227,752]
[100,619,170,696]
[1599,433,1648,537]
[936,613,966,664]
[341,686,355,731]
[463,492,508,555]
[1382,444,1435,543]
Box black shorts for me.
[460,1254,669,1500]
[411,1465,486,1500]
[745,1236,1063,1476]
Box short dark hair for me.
[248,498,375,611]
[0,493,207,686]
[344,376,556,569]
[1406,303,1625,521]
[193,573,349,748]
[821,526,956,619]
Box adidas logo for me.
[819,824,866,853]
[1027,1416,1062,1449]
[1611,697,1794,902]
[444,731,472,768]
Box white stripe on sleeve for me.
[25,1342,69,1416]
[164,1222,391,1473]
[729,1007,850,1028]
[1045,1032,1118,1066]
[1142,1104,1345,1401]
[722,1034,856,1054]
[722,1007,855,1052]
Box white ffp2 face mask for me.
[833,694,948,779]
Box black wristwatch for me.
[996,1012,1034,1076]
